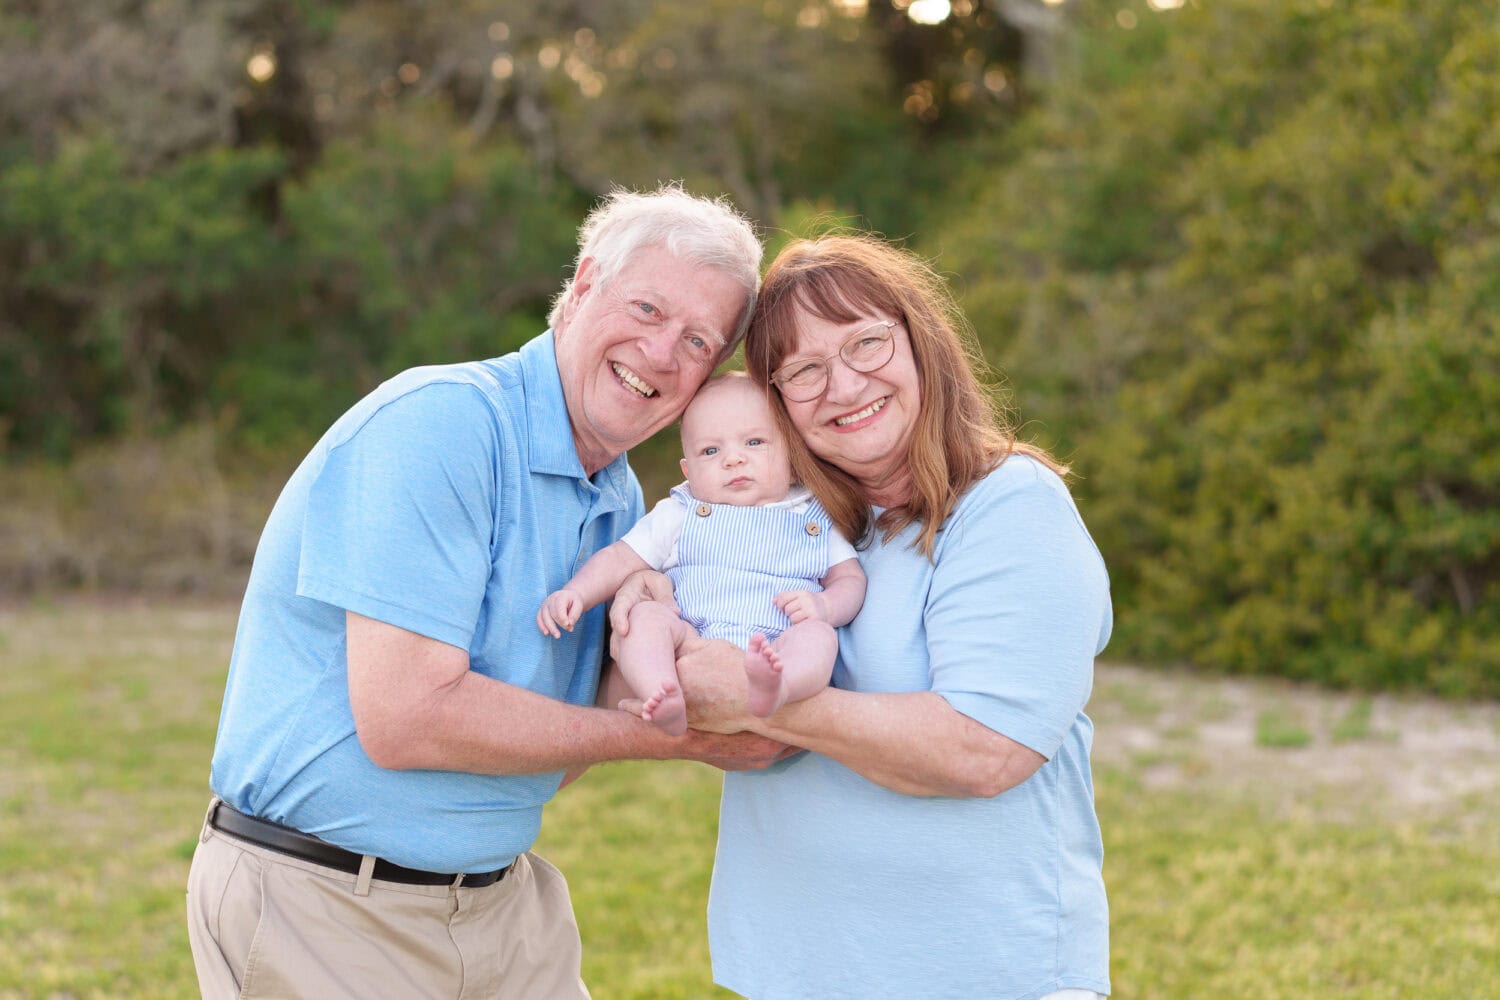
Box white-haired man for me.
[187,186,772,999]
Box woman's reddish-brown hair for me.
[745,234,1066,559]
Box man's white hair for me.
[549,184,764,355]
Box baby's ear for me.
[680,457,689,476]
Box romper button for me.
[695,503,712,517]
[805,521,822,536]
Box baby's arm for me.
[538,541,652,638]
[774,557,867,628]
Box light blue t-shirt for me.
[209,332,643,872]
[709,456,1113,1000]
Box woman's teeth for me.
[835,397,887,426]
[612,363,657,397]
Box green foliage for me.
[0,141,287,454]
[941,0,1499,696]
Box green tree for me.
[940,0,1498,695]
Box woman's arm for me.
[672,638,1041,798]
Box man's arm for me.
[347,612,788,775]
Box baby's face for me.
[679,379,794,506]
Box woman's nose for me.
[822,356,869,402]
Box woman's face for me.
[777,306,922,501]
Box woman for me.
[619,234,1112,999]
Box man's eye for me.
[688,334,707,350]
[636,301,659,316]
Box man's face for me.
[553,244,746,475]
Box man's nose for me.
[639,327,677,370]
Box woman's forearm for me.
[676,638,1043,798]
[760,689,1044,798]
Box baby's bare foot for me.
[640,679,688,736]
[744,634,788,717]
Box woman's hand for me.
[616,635,761,736]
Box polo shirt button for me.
[805,522,821,536]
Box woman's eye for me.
[688,334,707,350]
[636,301,659,316]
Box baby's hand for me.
[537,589,583,638]
[774,589,827,624]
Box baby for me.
[537,372,866,735]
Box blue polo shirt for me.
[209,332,642,872]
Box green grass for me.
[1,601,1495,998]
[1255,705,1314,748]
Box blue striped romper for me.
[665,483,836,649]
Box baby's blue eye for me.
[703,446,719,456]
[747,438,765,447]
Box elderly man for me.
[186,186,773,999]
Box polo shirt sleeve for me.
[927,462,1112,760]
[297,382,502,651]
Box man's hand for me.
[680,730,799,772]
[773,589,827,624]
[537,588,584,638]
[608,569,678,641]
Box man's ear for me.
[571,257,598,301]
[557,257,597,331]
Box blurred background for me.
[1,3,1497,996]
[4,0,1494,697]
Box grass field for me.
[1,600,1495,999]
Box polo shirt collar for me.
[518,331,633,506]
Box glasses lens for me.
[843,323,894,372]
[778,361,827,401]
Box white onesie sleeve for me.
[619,495,689,571]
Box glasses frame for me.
[769,321,899,402]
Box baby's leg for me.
[616,601,695,736]
[745,620,837,717]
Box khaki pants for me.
[186,807,590,1000]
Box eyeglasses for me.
[769,321,898,402]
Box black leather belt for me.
[208,801,511,888]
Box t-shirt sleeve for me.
[620,496,686,570]
[297,382,502,650]
[928,464,1112,760]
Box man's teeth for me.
[611,363,657,397]
[835,397,887,426]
